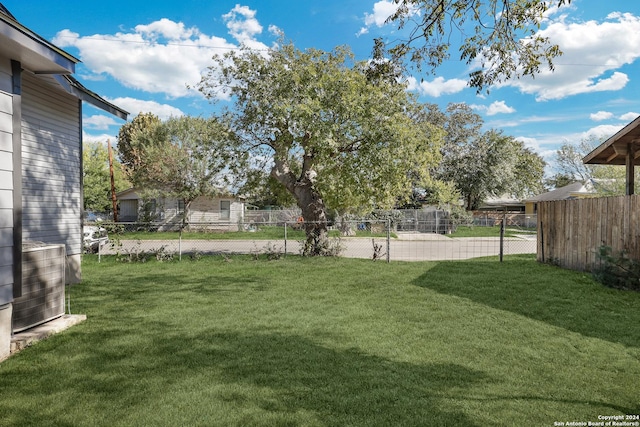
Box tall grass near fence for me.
[1,255,639,426]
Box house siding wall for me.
[116,191,244,230]
[0,89,13,306]
[0,59,13,360]
[188,197,243,224]
[20,72,82,281]
[0,59,10,93]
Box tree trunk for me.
[295,183,330,256]
[182,199,192,231]
[271,149,332,256]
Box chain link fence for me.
[88,213,537,262]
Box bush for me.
[592,246,640,291]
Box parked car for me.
[84,211,107,223]
[83,226,109,253]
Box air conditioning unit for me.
[12,243,66,333]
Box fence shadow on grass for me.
[412,255,640,349]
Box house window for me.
[220,200,231,220]
[177,200,185,214]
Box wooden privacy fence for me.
[537,195,640,271]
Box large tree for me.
[82,141,129,214]
[116,112,164,177]
[117,114,246,226]
[198,42,443,255]
[382,0,571,91]
[552,137,639,195]
[435,104,545,210]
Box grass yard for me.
[118,226,392,241]
[1,255,639,426]
[449,225,535,238]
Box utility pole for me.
[108,140,118,222]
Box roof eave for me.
[55,75,128,120]
[0,11,78,74]
[583,115,640,165]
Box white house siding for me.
[117,190,244,231]
[186,197,243,227]
[0,90,13,307]
[20,73,82,282]
[0,86,13,360]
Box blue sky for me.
[5,1,640,175]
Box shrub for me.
[371,239,386,261]
[592,246,640,291]
[153,246,175,262]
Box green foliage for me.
[367,209,404,229]
[82,142,129,213]
[552,137,640,194]
[137,199,159,227]
[447,204,473,226]
[114,240,150,263]
[153,246,175,262]
[116,112,164,177]
[251,242,284,261]
[593,246,640,291]
[544,173,575,190]
[117,113,247,227]
[435,104,545,210]
[239,169,296,209]
[198,40,443,253]
[382,0,572,92]
[299,236,345,257]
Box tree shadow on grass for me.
[412,257,640,349]
[185,332,489,426]
[0,328,490,426]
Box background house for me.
[116,188,245,231]
[523,181,598,215]
[0,4,127,360]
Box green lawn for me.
[118,226,392,241]
[449,225,536,238]
[1,255,638,426]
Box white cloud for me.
[358,0,418,36]
[590,111,614,121]
[487,101,515,116]
[472,100,516,116]
[53,6,270,99]
[84,115,119,130]
[135,18,196,41]
[268,25,282,36]
[223,5,264,49]
[83,131,118,145]
[514,136,557,163]
[620,112,639,121]
[581,124,624,142]
[364,1,398,27]
[406,76,467,97]
[502,12,640,100]
[106,97,185,121]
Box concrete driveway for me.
[98,233,536,262]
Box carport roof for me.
[583,115,640,165]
